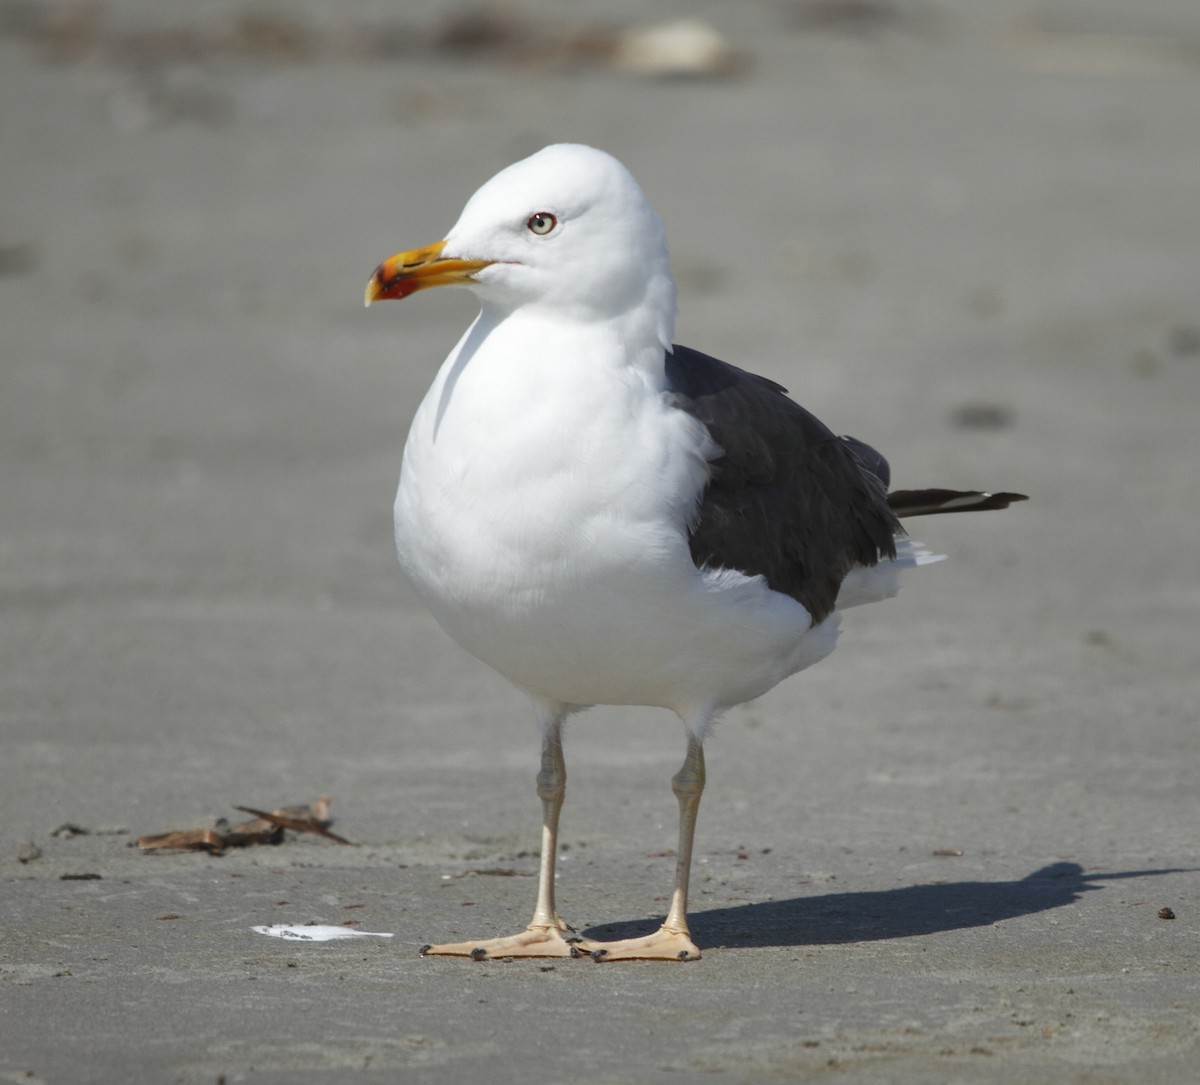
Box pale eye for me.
[526,212,557,236]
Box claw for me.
[575,925,701,962]
[420,923,581,960]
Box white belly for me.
[394,315,829,715]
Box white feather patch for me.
[835,538,946,610]
[252,924,394,941]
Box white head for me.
[366,144,677,351]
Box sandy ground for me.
[2,1,1199,1082]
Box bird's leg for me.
[530,725,573,933]
[421,716,580,960]
[578,735,705,962]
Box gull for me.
[365,144,1024,961]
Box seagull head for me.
[365,144,677,349]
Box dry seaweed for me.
[137,796,351,854]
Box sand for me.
[2,1,1198,1081]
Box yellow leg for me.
[577,735,705,962]
[421,718,580,960]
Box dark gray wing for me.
[840,435,891,488]
[887,488,1028,516]
[665,344,900,624]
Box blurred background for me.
[3,0,1199,880]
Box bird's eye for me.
[526,212,557,236]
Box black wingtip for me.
[887,489,1028,517]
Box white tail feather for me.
[835,538,945,610]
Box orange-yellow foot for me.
[420,923,581,961]
[575,925,701,962]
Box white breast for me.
[395,312,825,715]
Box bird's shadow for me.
[581,862,1189,949]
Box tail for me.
[887,489,1028,518]
[836,490,1024,611]
[838,437,1028,518]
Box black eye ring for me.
[527,212,557,236]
